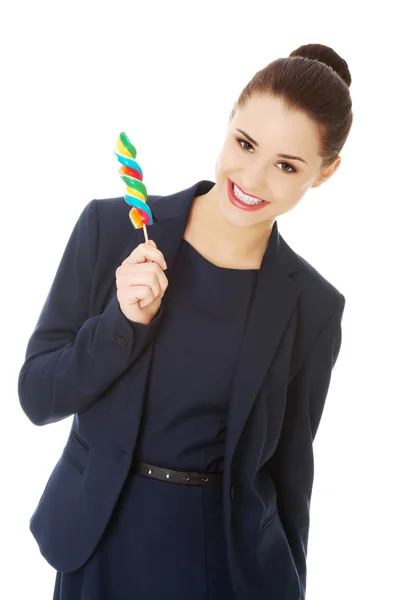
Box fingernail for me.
[163,260,167,269]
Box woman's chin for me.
[218,198,255,229]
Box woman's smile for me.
[227,178,270,212]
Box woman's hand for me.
[115,240,169,325]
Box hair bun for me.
[289,43,351,87]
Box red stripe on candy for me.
[137,208,150,225]
[120,165,143,180]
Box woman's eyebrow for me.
[235,128,308,165]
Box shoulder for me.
[294,250,346,342]
[94,194,162,236]
[76,194,162,276]
[280,232,345,314]
[296,250,344,305]
[90,194,163,253]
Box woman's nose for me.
[239,175,267,197]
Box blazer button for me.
[230,485,234,501]
[118,337,127,348]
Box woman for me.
[18,43,352,600]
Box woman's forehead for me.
[229,98,321,161]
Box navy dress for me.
[53,238,258,600]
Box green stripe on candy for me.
[120,175,148,200]
[120,132,137,159]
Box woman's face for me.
[213,93,341,229]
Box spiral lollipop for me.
[114,132,153,243]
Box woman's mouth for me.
[227,179,270,212]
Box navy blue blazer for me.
[18,179,345,600]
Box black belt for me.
[134,460,223,486]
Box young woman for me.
[18,43,352,600]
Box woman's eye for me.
[237,138,254,152]
[277,162,296,173]
[236,139,297,174]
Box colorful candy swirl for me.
[114,132,153,229]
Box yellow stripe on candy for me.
[126,186,146,202]
[116,137,133,158]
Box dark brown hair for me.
[229,44,353,170]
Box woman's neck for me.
[185,188,273,268]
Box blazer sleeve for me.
[18,199,163,427]
[267,293,346,599]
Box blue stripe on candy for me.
[113,151,143,175]
[124,194,153,224]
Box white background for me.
[1,1,399,598]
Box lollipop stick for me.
[143,222,149,244]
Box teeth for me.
[233,183,264,205]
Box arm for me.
[18,199,163,426]
[267,293,346,599]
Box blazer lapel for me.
[224,224,302,470]
[109,180,302,471]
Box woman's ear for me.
[312,156,341,188]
